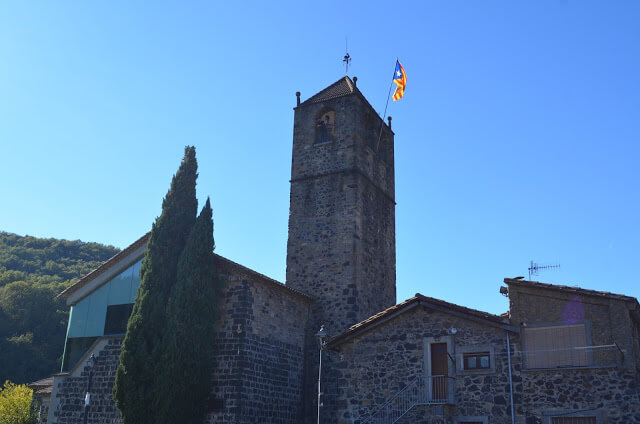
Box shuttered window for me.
[551,416,596,424]
[523,324,589,368]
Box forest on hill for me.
[0,231,119,384]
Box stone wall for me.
[507,282,640,423]
[49,337,122,424]
[47,256,310,424]
[286,88,397,423]
[327,304,517,424]
[519,367,640,423]
[287,92,396,337]
[205,256,311,424]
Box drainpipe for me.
[506,333,515,424]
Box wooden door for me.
[430,342,448,402]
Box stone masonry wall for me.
[50,337,122,424]
[327,305,517,424]
[507,283,640,423]
[287,89,397,423]
[287,92,396,336]
[508,284,638,370]
[519,367,640,423]
[206,257,311,424]
[49,257,310,424]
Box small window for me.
[315,110,335,144]
[463,352,490,370]
[104,304,134,335]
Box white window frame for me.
[456,344,496,374]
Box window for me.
[551,417,596,424]
[456,345,496,374]
[523,323,589,369]
[315,110,335,144]
[463,352,490,370]
[104,303,134,335]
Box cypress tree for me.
[114,147,198,424]
[157,198,219,424]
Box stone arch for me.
[315,109,335,144]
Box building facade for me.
[32,76,640,424]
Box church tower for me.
[286,76,397,336]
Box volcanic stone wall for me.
[326,305,517,424]
[286,91,396,337]
[507,282,640,423]
[205,256,311,424]
[286,88,397,423]
[47,256,310,424]
[49,337,123,424]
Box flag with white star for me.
[392,60,407,101]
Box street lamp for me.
[83,354,96,424]
[315,325,329,424]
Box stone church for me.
[32,76,640,423]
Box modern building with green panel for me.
[58,234,148,371]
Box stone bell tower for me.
[286,76,397,336]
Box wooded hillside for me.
[0,232,119,384]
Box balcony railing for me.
[523,343,624,370]
[360,375,454,424]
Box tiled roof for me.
[214,254,311,301]
[299,76,355,105]
[58,232,150,300]
[504,277,639,303]
[28,377,53,396]
[58,231,311,302]
[328,293,516,348]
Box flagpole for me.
[375,60,399,152]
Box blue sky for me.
[1,1,638,314]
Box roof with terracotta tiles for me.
[504,277,639,303]
[28,377,53,396]
[328,293,518,348]
[57,231,310,302]
[299,76,355,105]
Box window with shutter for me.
[523,323,589,369]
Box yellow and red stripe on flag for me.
[392,60,406,101]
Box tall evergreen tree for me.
[156,198,219,424]
[114,147,198,424]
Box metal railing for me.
[360,375,453,424]
[523,344,624,370]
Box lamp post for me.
[83,354,96,424]
[315,325,329,424]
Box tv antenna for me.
[528,261,560,280]
[343,37,351,75]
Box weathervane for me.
[343,37,351,75]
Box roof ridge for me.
[504,278,638,303]
[299,76,354,106]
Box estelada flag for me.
[392,60,406,101]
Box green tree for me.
[157,198,219,424]
[0,231,118,384]
[0,380,36,424]
[114,147,198,424]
